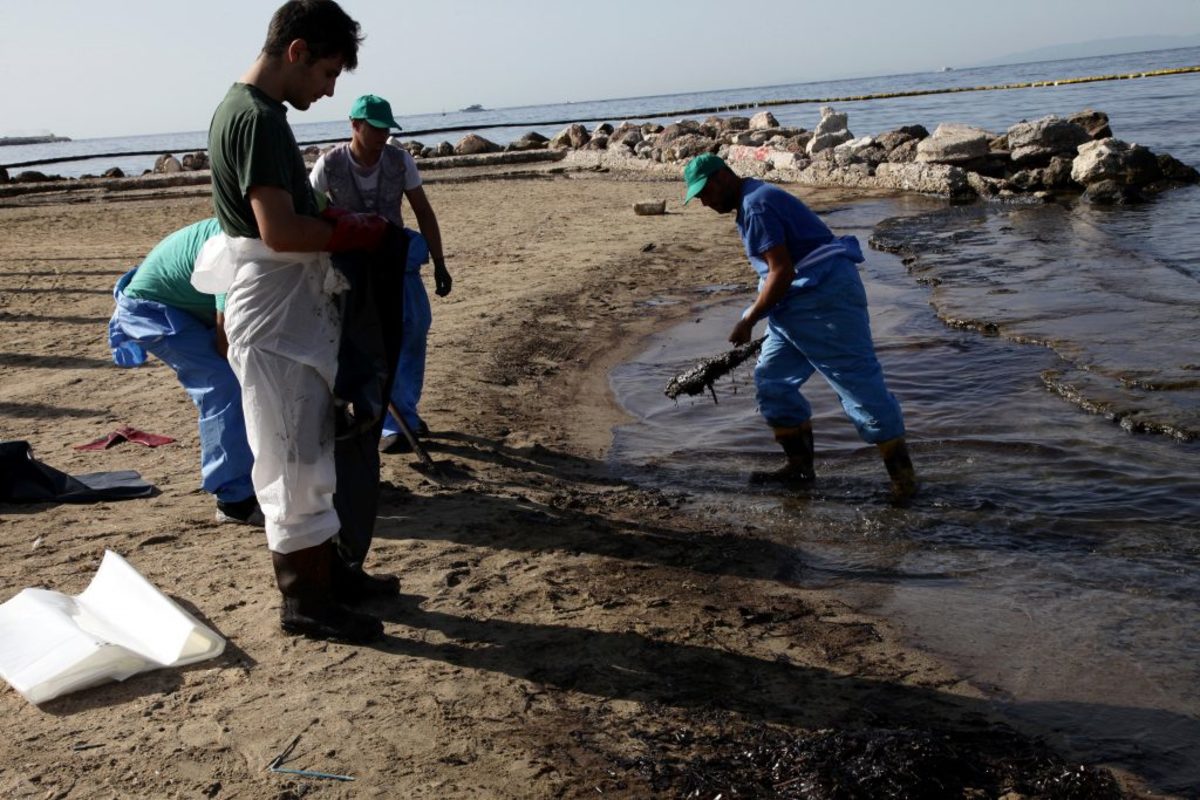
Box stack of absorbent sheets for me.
[0,550,225,704]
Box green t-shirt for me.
[207,83,317,239]
[124,218,226,321]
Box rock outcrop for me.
[26,104,1197,206]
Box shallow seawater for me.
[608,196,1200,793]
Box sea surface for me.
[8,47,1200,794]
[604,50,1200,795]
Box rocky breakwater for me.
[383,107,1197,204]
[0,150,211,192]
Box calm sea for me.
[607,48,1200,795]
[8,47,1200,793]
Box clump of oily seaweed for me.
[600,722,1125,799]
[665,336,765,403]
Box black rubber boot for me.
[272,541,383,643]
[752,422,816,485]
[878,437,918,500]
[332,557,401,606]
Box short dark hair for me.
[262,0,363,70]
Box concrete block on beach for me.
[633,200,666,216]
[876,162,973,198]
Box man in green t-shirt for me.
[207,0,393,644]
[108,218,259,526]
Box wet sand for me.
[0,169,1146,797]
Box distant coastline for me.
[0,134,71,147]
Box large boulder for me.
[711,115,750,132]
[660,133,718,161]
[181,151,209,170]
[732,129,779,147]
[887,138,920,163]
[454,133,501,155]
[806,106,853,155]
[0,166,7,184]
[780,132,813,153]
[1008,168,1044,191]
[507,131,549,152]
[875,129,917,153]
[658,120,702,143]
[102,167,125,179]
[915,123,991,164]
[1156,153,1200,184]
[875,162,973,198]
[608,141,636,158]
[1083,179,1142,204]
[153,154,183,174]
[833,137,885,170]
[966,172,1008,200]
[583,134,610,151]
[549,124,590,149]
[1007,115,1090,166]
[14,170,55,183]
[726,144,807,172]
[609,126,644,149]
[749,111,779,130]
[389,138,423,157]
[1071,138,1161,187]
[435,141,455,157]
[1068,109,1112,140]
[799,161,876,189]
[592,122,614,137]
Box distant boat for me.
[938,66,954,72]
[461,104,485,112]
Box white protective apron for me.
[194,236,347,553]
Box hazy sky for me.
[1,0,1197,139]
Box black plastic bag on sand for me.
[0,441,154,503]
[330,227,408,569]
[330,225,409,440]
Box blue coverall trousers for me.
[754,258,905,444]
[110,270,255,503]
[381,232,431,437]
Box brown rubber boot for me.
[272,540,384,643]
[877,437,918,500]
[751,422,816,485]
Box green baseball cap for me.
[682,153,726,204]
[349,94,400,131]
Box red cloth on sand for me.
[74,426,175,451]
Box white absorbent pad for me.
[0,550,225,705]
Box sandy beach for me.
[0,165,1144,798]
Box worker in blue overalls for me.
[108,218,261,524]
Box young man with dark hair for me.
[682,153,917,499]
[205,0,392,643]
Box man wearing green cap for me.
[310,93,452,453]
[682,153,916,498]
